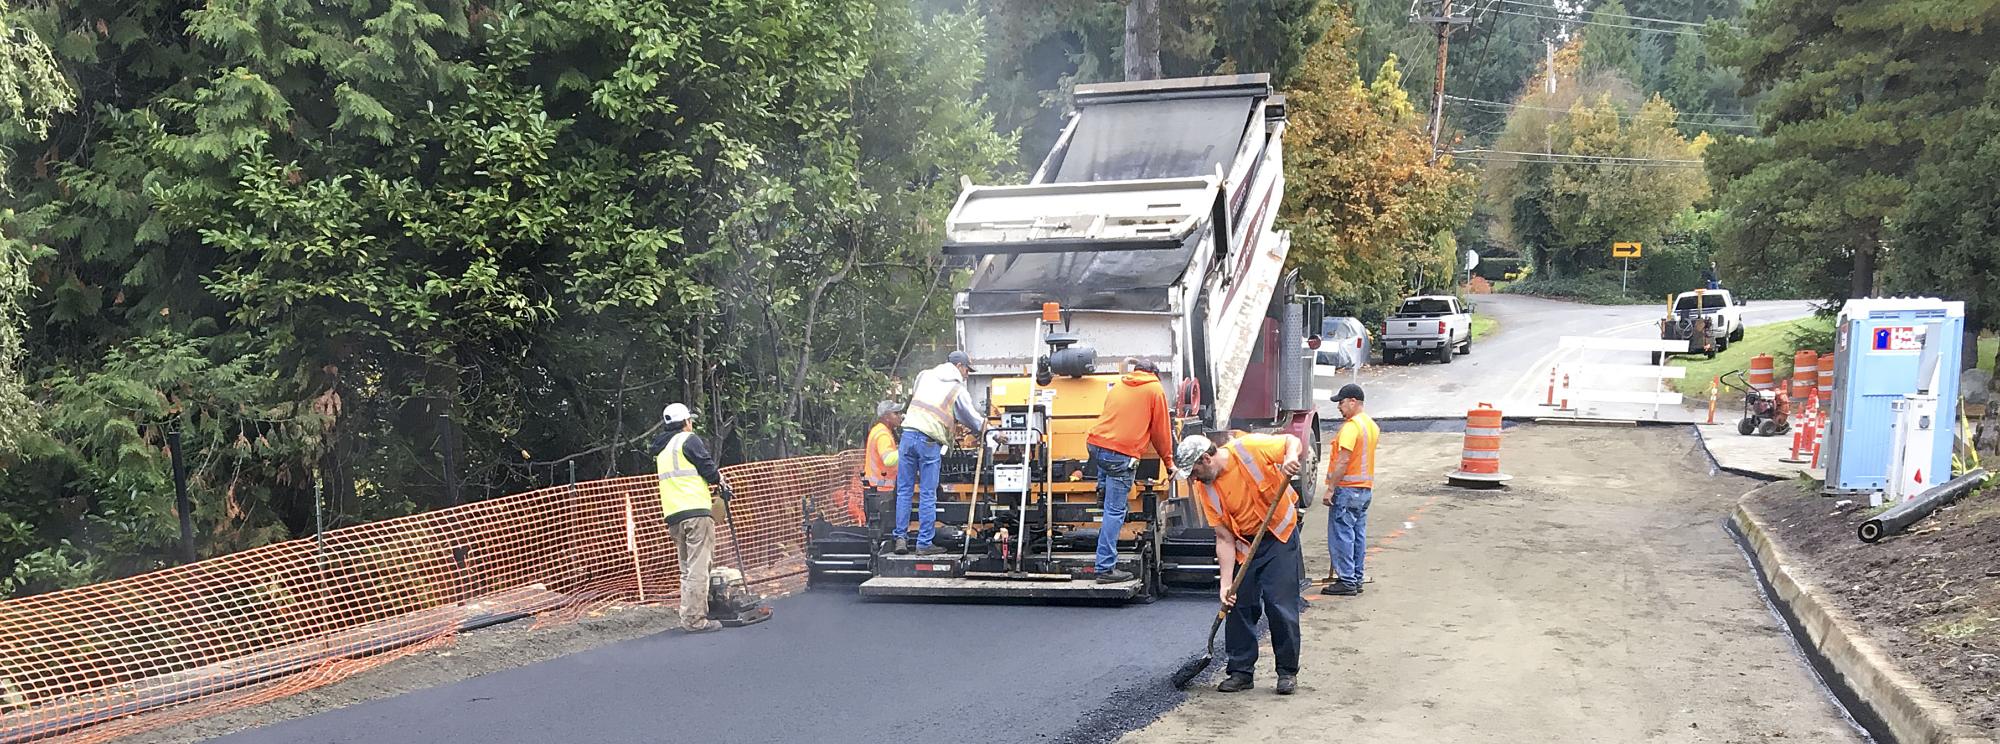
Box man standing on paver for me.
[896,351,986,556]
[1083,358,1176,584]
[1321,384,1377,597]
[655,403,735,633]
[1177,431,1305,695]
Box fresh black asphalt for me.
[209,590,1217,744]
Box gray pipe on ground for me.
[1857,468,1990,543]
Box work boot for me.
[1321,581,1361,596]
[683,619,723,634]
[913,544,948,556]
[1275,675,1297,696]
[1217,673,1254,693]
[892,538,909,555]
[1095,569,1134,584]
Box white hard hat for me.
[1173,435,1215,479]
[662,402,695,425]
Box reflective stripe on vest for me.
[863,424,896,488]
[1230,440,1265,487]
[908,383,962,423]
[1200,478,1295,562]
[1338,422,1375,486]
[656,432,711,516]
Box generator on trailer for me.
[807,74,1324,601]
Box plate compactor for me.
[706,567,772,627]
[708,511,773,627]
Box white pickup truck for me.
[1383,295,1472,364]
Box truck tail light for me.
[1437,320,1447,334]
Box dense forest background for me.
[1,0,1993,594]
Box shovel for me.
[1169,488,1289,689]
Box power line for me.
[1444,94,1761,129]
[1451,147,1706,164]
[1489,7,1705,37]
[1446,92,1756,119]
[1450,155,1706,168]
[1497,0,1716,28]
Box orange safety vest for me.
[1335,413,1379,490]
[1195,436,1299,562]
[863,422,899,490]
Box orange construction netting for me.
[0,449,862,744]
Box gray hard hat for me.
[1173,435,1215,479]
[876,400,904,418]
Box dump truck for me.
[806,74,1323,601]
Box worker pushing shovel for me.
[1168,431,1306,695]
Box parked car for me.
[1316,316,1371,369]
[1383,295,1472,364]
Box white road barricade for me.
[1551,336,1692,420]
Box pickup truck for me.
[1654,289,1747,363]
[1383,295,1472,364]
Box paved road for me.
[162,294,1833,744]
[1318,294,1818,420]
[208,592,1212,744]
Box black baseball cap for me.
[947,350,976,372]
[1331,384,1365,403]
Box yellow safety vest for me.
[903,363,966,444]
[656,432,711,519]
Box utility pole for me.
[1417,0,1473,152]
[1546,40,1557,95]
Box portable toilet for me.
[1823,298,1965,495]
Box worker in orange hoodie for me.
[1083,358,1176,583]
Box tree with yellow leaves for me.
[1280,9,1472,322]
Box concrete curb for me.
[1730,498,1995,744]
[1693,425,1788,482]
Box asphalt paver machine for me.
[811,74,1325,602]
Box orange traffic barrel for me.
[1446,403,1512,488]
[1818,351,1836,397]
[1748,354,1776,390]
[1792,350,1819,391]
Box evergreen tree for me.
[1710,0,2000,302]
[1887,70,2000,368]
[1578,0,1644,84]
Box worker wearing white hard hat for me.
[655,402,734,633]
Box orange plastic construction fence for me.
[0,450,862,744]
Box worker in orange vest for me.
[858,400,904,526]
[1321,384,1378,597]
[1177,431,1304,695]
[1083,358,1176,583]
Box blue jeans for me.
[893,430,942,546]
[1226,531,1302,678]
[1329,487,1373,584]
[1087,444,1136,573]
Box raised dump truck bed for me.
[812,75,1321,602]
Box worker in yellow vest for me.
[858,400,904,525]
[655,402,734,633]
[895,351,986,555]
[1177,431,1305,695]
[1321,384,1378,597]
